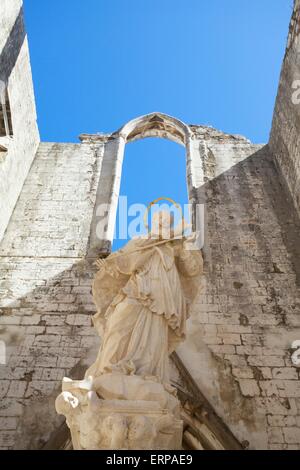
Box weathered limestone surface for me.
[0,1,23,52]
[0,142,104,449]
[178,133,300,450]
[1,129,300,450]
[1,0,300,452]
[269,0,300,212]
[0,0,40,242]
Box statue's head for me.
[150,210,174,239]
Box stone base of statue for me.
[55,373,183,450]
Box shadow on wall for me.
[201,145,300,286]
[180,145,300,449]
[0,259,100,449]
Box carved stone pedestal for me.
[56,374,183,450]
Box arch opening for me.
[88,112,201,257]
[113,136,188,251]
[118,112,190,145]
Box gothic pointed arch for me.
[116,112,191,146]
[85,112,204,256]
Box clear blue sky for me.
[23,0,293,249]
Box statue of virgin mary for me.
[56,210,203,450]
[86,211,203,386]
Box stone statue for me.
[56,211,203,449]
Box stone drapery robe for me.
[86,236,203,385]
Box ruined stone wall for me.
[269,0,300,211]
[0,142,104,449]
[1,0,300,450]
[0,0,40,242]
[179,130,300,450]
[1,127,300,450]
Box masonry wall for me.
[1,0,300,450]
[0,0,40,242]
[269,0,300,212]
[179,130,300,450]
[0,142,104,449]
[1,128,300,450]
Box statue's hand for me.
[95,259,106,270]
[95,258,119,278]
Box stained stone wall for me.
[0,142,104,449]
[269,0,300,212]
[1,0,300,452]
[0,0,40,242]
[179,132,300,450]
[1,126,300,450]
